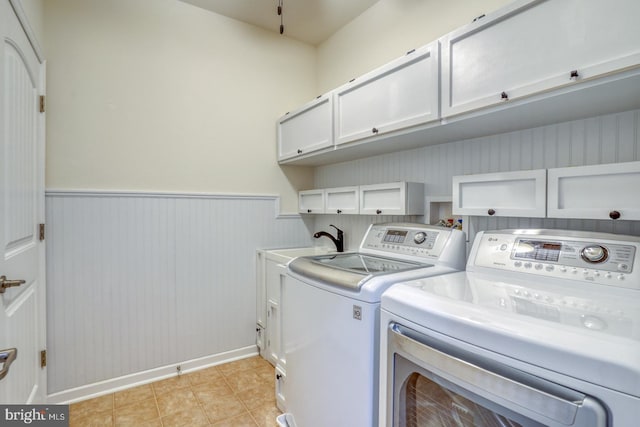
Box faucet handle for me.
[329,224,343,234]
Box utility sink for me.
[265,247,337,264]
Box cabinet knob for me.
[337,209,342,214]
[570,70,579,80]
[307,209,312,213]
[372,127,379,134]
[297,149,303,154]
[376,209,382,215]
[609,210,621,220]
[488,209,496,216]
[276,374,282,380]
[500,92,509,101]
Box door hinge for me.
[39,223,45,241]
[39,95,45,113]
[40,350,47,368]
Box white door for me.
[0,0,46,404]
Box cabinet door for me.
[255,251,266,327]
[441,0,640,117]
[298,189,325,214]
[452,170,547,217]
[275,365,287,412]
[277,94,333,161]
[334,42,439,146]
[548,161,640,220]
[266,260,287,368]
[325,186,359,215]
[359,182,424,215]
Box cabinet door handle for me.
[337,209,342,214]
[609,210,621,220]
[376,209,382,215]
[570,70,579,80]
[307,209,312,213]
[500,92,509,101]
[488,209,496,216]
[372,127,379,134]
[297,149,303,154]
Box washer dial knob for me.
[414,232,427,244]
[581,245,608,263]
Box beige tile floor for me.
[69,356,281,427]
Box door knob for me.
[0,276,25,294]
[0,348,17,381]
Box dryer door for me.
[386,323,608,427]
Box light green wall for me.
[317,0,512,93]
[41,0,315,212]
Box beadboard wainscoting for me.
[45,191,312,401]
[313,108,640,245]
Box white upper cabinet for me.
[278,0,640,167]
[277,94,333,161]
[453,170,547,217]
[441,0,640,118]
[325,186,360,215]
[298,189,325,214]
[334,42,440,146]
[299,183,423,215]
[547,161,640,221]
[359,182,424,216]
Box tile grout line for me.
[218,366,260,427]
[150,379,164,427]
[190,367,219,427]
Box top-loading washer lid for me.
[289,253,430,290]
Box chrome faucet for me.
[313,224,344,252]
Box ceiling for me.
[179,0,380,45]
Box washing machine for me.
[279,223,466,427]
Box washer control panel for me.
[360,223,458,261]
[471,230,640,290]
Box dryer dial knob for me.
[581,245,608,263]
[413,232,427,244]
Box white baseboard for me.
[46,346,258,404]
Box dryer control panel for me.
[470,230,640,290]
